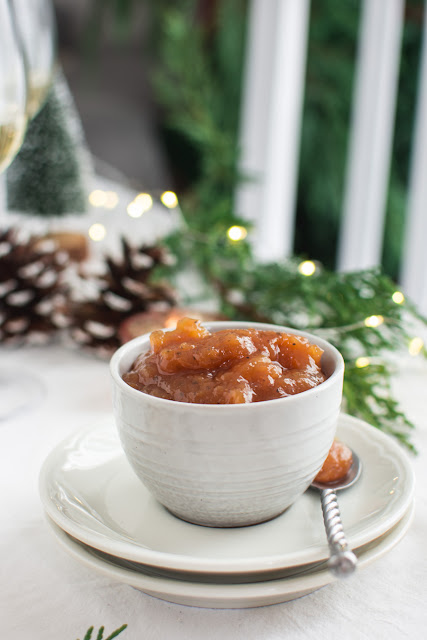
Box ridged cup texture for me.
[110,322,344,527]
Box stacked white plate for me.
[39,414,415,609]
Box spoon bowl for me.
[311,451,362,491]
[311,449,362,578]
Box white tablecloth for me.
[1,344,426,639]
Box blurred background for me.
[50,0,423,280]
[2,0,424,444]
[54,0,172,191]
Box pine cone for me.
[68,237,177,357]
[0,228,69,344]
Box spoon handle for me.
[320,488,357,578]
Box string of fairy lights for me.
[86,188,180,243]
[84,187,425,360]
[296,260,424,361]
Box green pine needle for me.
[105,625,128,640]
[77,625,127,640]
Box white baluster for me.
[337,0,404,272]
[235,0,310,262]
[400,2,427,315]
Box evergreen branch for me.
[163,228,425,453]
[343,363,417,453]
[153,0,426,452]
[77,625,127,640]
[105,625,128,640]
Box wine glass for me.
[0,0,28,175]
[11,0,57,119]
[0,0,46,422]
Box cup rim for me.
[110,320,344,411]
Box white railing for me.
[236,0,427,315]
[236,0,310,262]
[401,1,427,313]
[337,0,404,272]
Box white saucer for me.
[39,413,415,577]
[46,503,414,609]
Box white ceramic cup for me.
[110,321,344,527]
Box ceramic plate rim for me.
[39,413,415,575]
[45,503,415,609]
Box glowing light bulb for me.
[88,190,107,207]
[392,291,405,304]
[408,336,424,356]
[127,202,142,218]
[160,191,178,208]
[89,190,119,209]
[298,260,316,276]
[135,193,153,210]
[355,357,370,368]
[364,315,384,328]
[104,191,119,209]
[227,225,248,242]
[88,223,106,242]
[127,193,152,218]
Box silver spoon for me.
[311,450,361,578]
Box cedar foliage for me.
[152,0,427,452]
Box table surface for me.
[2,343,426,640]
